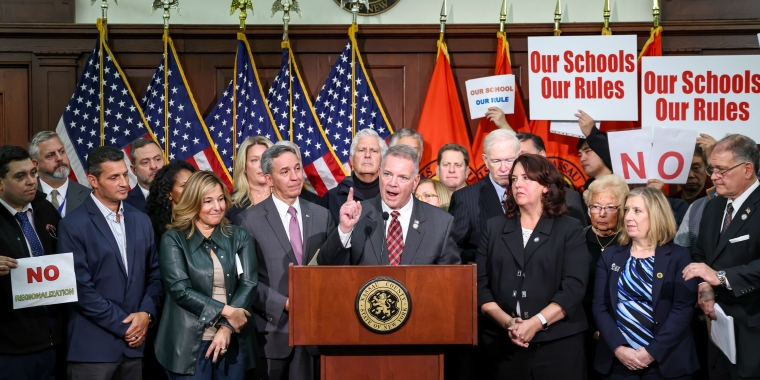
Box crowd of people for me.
[0,110,758,380]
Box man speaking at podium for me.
[318,145,460,265]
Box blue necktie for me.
[15,211,45,257]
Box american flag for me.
[205,33,279,174]
[56,20,156,187]
[266,41,347,196]
[313,26,394,171]
[141,35,232,189]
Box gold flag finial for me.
[230,0,253,30]
[499,0,507,33]
[91,0,116,23]
[439,0,447,35]
[341,0,369,24]
[554,0,562,35]
[152,0,181,29]
[653,0,660,28]
[271,0,301,41]
[603,0,610,31]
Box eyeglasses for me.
[487,157,516,168]
[415,193,438,201]
[706,162,747,179]
[589,205,620,214]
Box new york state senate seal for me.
[355,277,411,333]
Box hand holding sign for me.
[0,256,18,276]
[485,107,512,130]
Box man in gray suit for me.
[238,143,334,380]
[29,131,90,217]
[318,144,460,265]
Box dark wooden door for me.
[0,67,29,147]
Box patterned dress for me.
[616,255,655,349]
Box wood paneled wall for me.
[0,21,759,146]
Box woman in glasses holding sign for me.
[593,187,699,379]
[477,154,590,379]
[155,171,258,380]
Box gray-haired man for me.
[29,131,90,217]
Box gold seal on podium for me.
[356,277,411,333]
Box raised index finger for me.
[347,187,354,203]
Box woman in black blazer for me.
[593,187,699,379]
[478,154,590,379]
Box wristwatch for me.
[536,313,549,331]
[716,270,727,287]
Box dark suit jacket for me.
[449,178,503,264]
[318,197,461,265]
[693,184,760,377]
[450,177,588,264]
[124,185,147,212]
[57,196,162,362]
[238,197,334,359]
[0,191,65,355]
[593,243,699,378]
[323,175,371,224]
[38,178,91,216]
[477,214,589,343]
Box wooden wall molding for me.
[0,20,758,143]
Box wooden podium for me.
[288,264,477,380]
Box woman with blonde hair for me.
[227,136,274,223]
[155,171,259,379]
[593,187,698,379]
[414,178,452,211]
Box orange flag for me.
[530,119,589,191]
[470,32,530,179]
[417,39,474,181]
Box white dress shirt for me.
[339,196,415,247]
[271,194,303,240]
[90,194,128,276]
[39,178,70,217]
[720,179,759,230]
[0,197,38,256]
[138,184,150,200]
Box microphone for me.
[381,212,390,263]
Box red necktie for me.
[387,211,404,265]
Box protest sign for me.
[609,128,699,184]
[528,35,638,121]
[11,253,78,309]
[550,121,599,139]
[641,55,760,141]
[465,75,515,119]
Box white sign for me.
[550,121,600,139]
[11,253,78,309]
[608,127,699,184]
[465,75,515,119]
[528,35,639,121]
[641,56,760,141]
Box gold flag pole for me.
[653,0,660,28]
[271,0,301,41]
[230,0,252,163]
[602,0,611,34]
[92,0,115,146]
[553,0,562,36]
[152,0,181,161]
[439,0,447,36]
[499,0,507,33]
[231,0,253,31]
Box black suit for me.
[477,214,589,379]
[124,186,146,212]
[693,183,760,379]
[449,178,503,264]
[0,191,65,379]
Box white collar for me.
[138,184,150,200]
[381,195,414,217]
[39,178,69,196]
[271,193,301,218]
[90,193,123,218]
[0,196,32,216]
[727,179,760,212]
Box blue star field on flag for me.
[266,41,347,195]
[140,35,231,186]
[204,33,278,174]
[312,27,394,171]
[57,20,155,185]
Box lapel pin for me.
[533,237,540,242]
[657,273,663,278]
[305,214,310,218]
[611,264,620,272]
[412,220,419,229]
[746,208,751,214]
[742,214,748,220]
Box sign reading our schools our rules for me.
[641,56,760,141]
[528,35,638,121]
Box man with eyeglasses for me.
[683,134,760,380]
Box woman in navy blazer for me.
[593,187,699,379]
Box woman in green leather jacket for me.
[155,171,259,379]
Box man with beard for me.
[29,131,91,217]
[125,139,164,211]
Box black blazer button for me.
[655,321,659,325]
